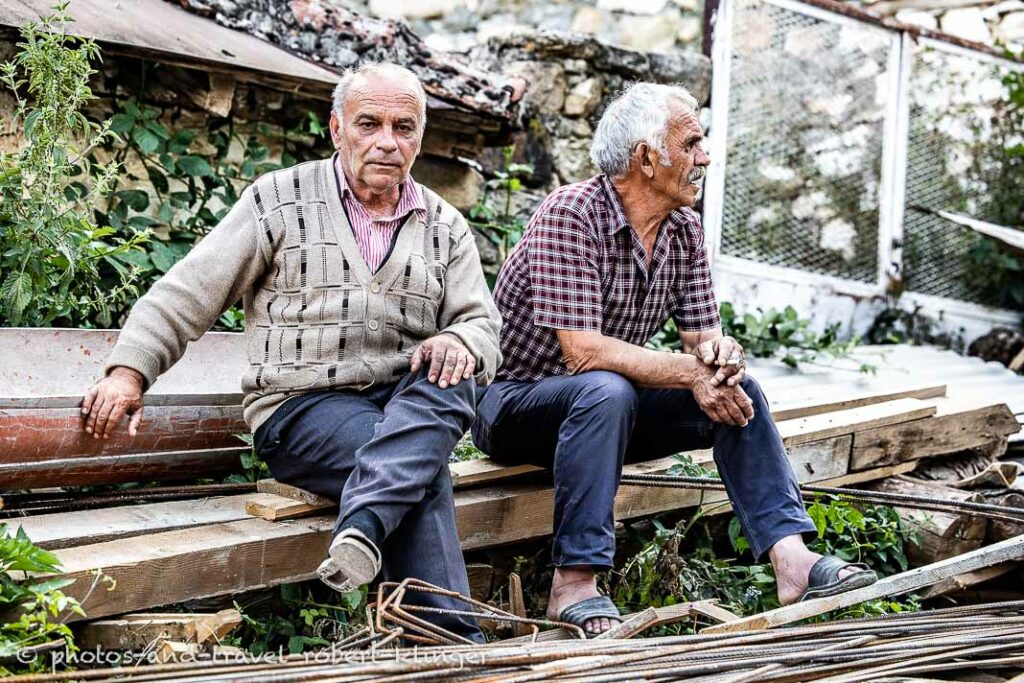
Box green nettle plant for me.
[468,145,534,267]
[0,524,84,674]
[0,3,147,327]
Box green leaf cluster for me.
[0,3,147,327]
[0,524,83,674]
[468,145,534,270]
[230,581,364,656]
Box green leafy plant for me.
[650,304,870,371]
[612,498,919,625]
[468,145,534,267]
[231,581,364,655]
[223,434,269,484]
[666,453,719,479]
[92,81,329,329]
[0,3,147,327]
[0,524,84,674]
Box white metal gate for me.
[703,0,1024,339]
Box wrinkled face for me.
[329,74,424,192]
[646,106,711,208]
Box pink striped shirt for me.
[334,156,427,273]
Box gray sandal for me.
[799,556,878,602]
[316,528,382,593]
[557,595,622,638]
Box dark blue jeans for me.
[254,368,484,642]
[471,371,815,567]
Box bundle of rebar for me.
[9,600,1024,682]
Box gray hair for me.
[332,62,428,129]
[589,82,699,177]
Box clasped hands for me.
[692,336,753,427]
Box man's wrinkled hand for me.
[695,335,746,388]
[691,362,754,427]
[410,333,476,389]
[81,367,145,439]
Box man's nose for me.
[695,146,711,167]
[375,127,398,152]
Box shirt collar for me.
[597,174,687,236]
[333,153,427,220]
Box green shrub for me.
[0,524,83,674]
[0,3,146,327]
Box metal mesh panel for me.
[720,0,892,283]
[902,44,1022,305]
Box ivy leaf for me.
[132,126,160,154]
[117,189,150,212]
[109,113,134,133]
[147,167,169,194]
[177,155,213,177]
[728,517,750,555]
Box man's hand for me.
[410,333,476,389]
[691,362,754,426]
[695,335,746,388]
[81,367,145,439]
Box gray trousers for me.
[254,367,483,642]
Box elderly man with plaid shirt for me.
[471,83,877,637]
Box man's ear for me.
[636,142,656,178]
[329,110,343,149]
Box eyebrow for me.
[683,134,703,146]
[354,114,381,123]
[394,117,418,127]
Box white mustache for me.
[688,167,706,183]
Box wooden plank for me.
[51,515,336,621]
[851,404,1020,470]
[13,495,253,550]
[0,405,246,463]
[771,384,946,421]
[0,447,245,490]
[245,493,334,521]
[43,437,931,620]
[256,479,335,507]
[775,399,936,447]
[458,437,852,551]
[701,534,1024,634]
[450,459,544,488]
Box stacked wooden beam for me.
[4,329,1023,625]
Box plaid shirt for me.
[494,175,720,382]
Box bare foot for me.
[545,566,619,636]
[769,535,858,605]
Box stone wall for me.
[310,0,706,55]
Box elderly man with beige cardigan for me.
[80,63,501,643]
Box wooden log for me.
[465,563,495,604]
[919,562,1019,600]
[985,491,1024,543]
[75,609,241,650]
[701,534,1024,634]
[850,404,1020,470]
[0,405,246,463]
[869,476,988,566]
[245,493,334,521]
[0,447,246,490]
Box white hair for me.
[332,62,428,129]
[589,82,699,177]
